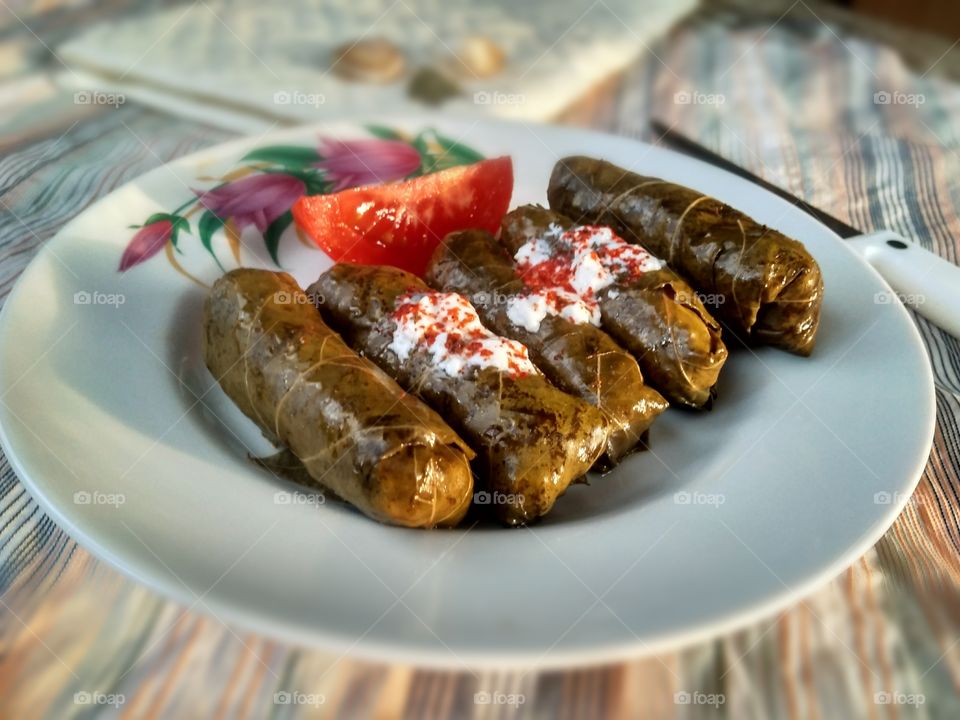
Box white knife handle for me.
[847,230,960,339]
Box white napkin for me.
[56,0,694,130]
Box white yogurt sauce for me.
[507,225,663,332]
[389,291,537,377]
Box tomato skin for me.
[293,157,513,276]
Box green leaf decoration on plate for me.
[408,129,485,176]
[263,211,293,266]
[364,125,408,142]
[240,145,322,169]
[432,131,485,166]
[197,211,227,270]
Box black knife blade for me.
[650,120,861,239]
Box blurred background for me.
[1,1,959,718]
[3,0,960,141]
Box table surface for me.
[1,3,960,719]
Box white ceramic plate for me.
[0,118,935,669]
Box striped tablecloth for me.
[2,5,960,719]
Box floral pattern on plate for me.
[119,126,486,278]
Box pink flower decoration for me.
[315,138,421,191]
[119,218,173,271]
[195,173,306,232]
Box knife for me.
[651,120,960,339]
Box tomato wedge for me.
[292,156,513,276]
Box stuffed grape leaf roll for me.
[548,156,824,355]
[426,229,667,465]
[499,205,727,409]
[309,264,608,526]
[203,268,475,528]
